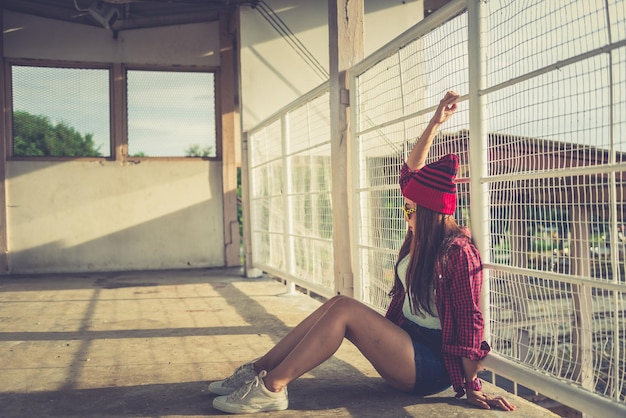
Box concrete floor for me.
[0,268,560,417]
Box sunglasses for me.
[402,203,416,219]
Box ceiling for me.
[2,1,450,34]
[2,0,258,31]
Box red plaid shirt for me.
[385,235,490,398]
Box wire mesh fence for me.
[248,89,335,295]
[482,0,625,403]
[246,0,626,413]
[353,10,470,309]
[351,0,626,408]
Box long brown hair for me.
[390,205,467,316]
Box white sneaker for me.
[212,370,288,414]
[208,361,258,395]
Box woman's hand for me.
[431,91,460,126]
[405,90,461,170]
[466,390,517,411]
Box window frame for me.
[6,59,115,161]
[123,64,220,161]
[5,59,221,162]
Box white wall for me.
[7,161,224,273]
[239,0,424,131]
[3,11,225,273]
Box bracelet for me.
[465,377,482,392]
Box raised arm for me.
[405,91,460,171]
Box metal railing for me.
[246,84,335,298]
[245,1,626,416]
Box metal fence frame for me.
[245,83,335,299]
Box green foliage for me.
[237,168,244,264]
[185,144,214,157]
[237,167,243,240]
[13,110,102,157]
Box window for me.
[8,63,218,160]
[126,70,216,158]
[11,65,111,158]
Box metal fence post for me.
[467,0,491,340]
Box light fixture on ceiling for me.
[87,1,119,31]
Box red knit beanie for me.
[400,154,459,215]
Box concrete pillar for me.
[328,0,363,296]
[570,205,595,393]
[220,9,242,267]
[112,63,127,161]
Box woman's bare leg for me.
[253,295,346,372]
[260,295,416,392]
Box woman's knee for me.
[327,295,370,320]
[324,295,353,310]
[313,295,353,321]
[328,294,352,303]
[328,295,358,308]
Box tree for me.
[13,110,102,157]
[185,144,214,157]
